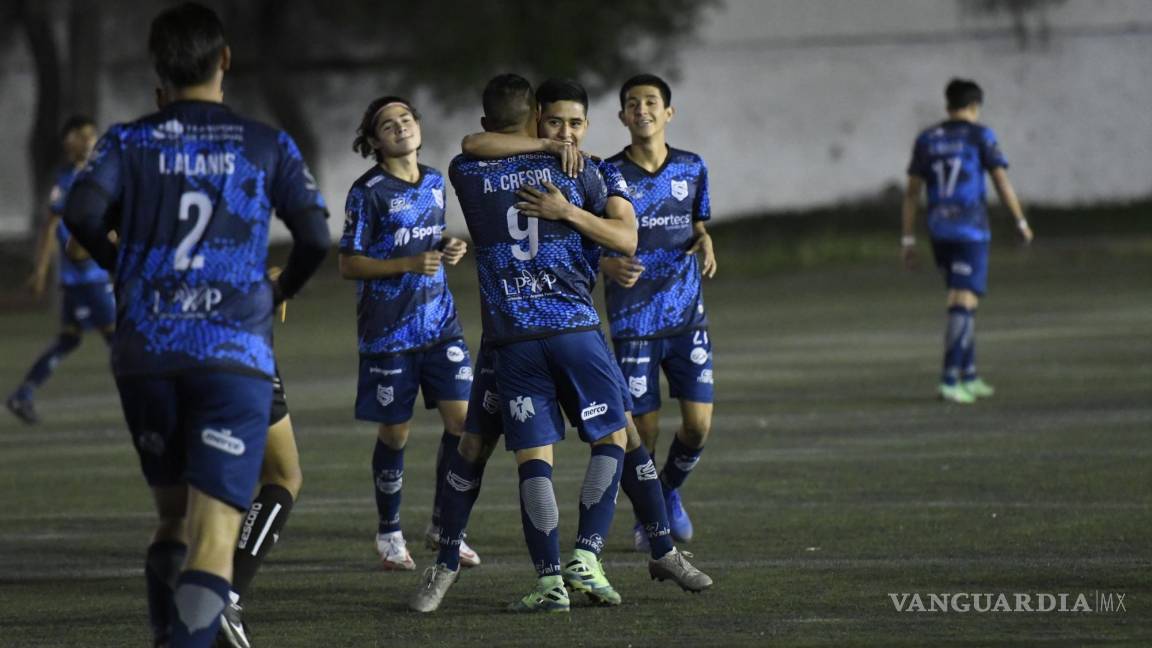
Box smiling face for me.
[619,84,674,140]
[538,99,588,148]
[371,103,421,158]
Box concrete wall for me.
[1,0,1150,239]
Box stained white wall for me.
[1,0,1150,239]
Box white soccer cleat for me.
[423,523,482,567]
[376,531,416,571]
[409,563,460,613]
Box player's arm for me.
[62,183,119,270]
[900,174,924,268]
[989,168,1033,243]
[27,212,59,296]
[688,220,717,278]
[516,183,637,255]
[461,132,583,177]
[438,234,468,266]
[338,251,442,279]
[65,229,117,262]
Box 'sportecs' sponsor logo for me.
[201,428,245,456]
[580,402,608,421]
[640,213,692,228]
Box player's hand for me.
[516,182,574,222]
[601,255,644,288]
[25,271,48,298]
[409,251,444,276]
[1017,220,1034,245]
[688,233,717,278]
[441,237,468,265]
[266,266,287,306]
[542,140,583,177]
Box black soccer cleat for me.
[6,393,39,424]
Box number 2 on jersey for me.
[931,157,962,198]
[174,191,211,270]
[506,205,539,261]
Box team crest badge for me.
[670,179,688,201]
[628,376,648,398]
[376,385,394,407]
[432,187,444,209]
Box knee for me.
[625,425,644,452]
[376,424,409,449]
[153,516,186,544]
[262,461,303,499]
[443,418,466,438]
[458,433,494,465]
[679,422,710,447]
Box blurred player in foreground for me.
[902,78,1033,403]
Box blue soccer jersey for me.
[72,100,327,378]
[340,165,464,356]
[907,120,1009,242]
[50,167,111,286]
[603,146,710,340]
[448,152,618,344]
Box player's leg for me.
[218,368,300,648]
[147,485,189,648]
[355,354,419,570]
[657,328,715,542]
[615,338,663,452]
[5,319,83,424]
[497,339,569,612]
[419,338,479,565]
[933,241,977,403]
[171,372,271,648]
[955,242,993,397]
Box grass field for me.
[1,227,1150,647]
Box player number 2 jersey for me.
[449,152,620,344]
[603,146,710,340]
[340,165,463,356]
[907,120,1009,242]
[73,100,327,379]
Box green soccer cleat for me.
[962,378,995,398]
[561,549,622,606]
[938,383,975,404]
[508,576,570,613]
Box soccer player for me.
[62,4,329,647]
[902,78,1033,403]
[439,75,711,577]
[339,96,477,571]
[5,116,114,424]
[426,73,636,613]
[602,74,717,545]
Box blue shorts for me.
[116,372,273,510]
[62,282,115,330]
[614,328,715,417]
[931,240,989,296]
[491,330,628,452]
[355,338,472,425]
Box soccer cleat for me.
[508,577,570,613]
[376,531,416,571]
[5,393,38,424]
[408,563,460,613]
[561,550,621,606]
[423,523,481,567]
[938,383,975,404]
[962,378,995,398]
[665,489,694,542]
[649,548,713,593]
[215,600,251,648]
[632,522,650,553]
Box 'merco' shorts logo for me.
[201,428,245,456]
[581,402,608,421]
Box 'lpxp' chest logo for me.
[670,179,689,201]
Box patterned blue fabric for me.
[73,100,327,378]
[340,165,463,355]
[603,146,710,340]
[449,152,617,344]
[907,120,1009,242]
[50,167,111,286]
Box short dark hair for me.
[148,2,227,88]
[352,96,419,161]
[60,114,95,139]
[945,78,983,111]
[481,74,535,132]
[536,78,589,113]
[619,74,671,109]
